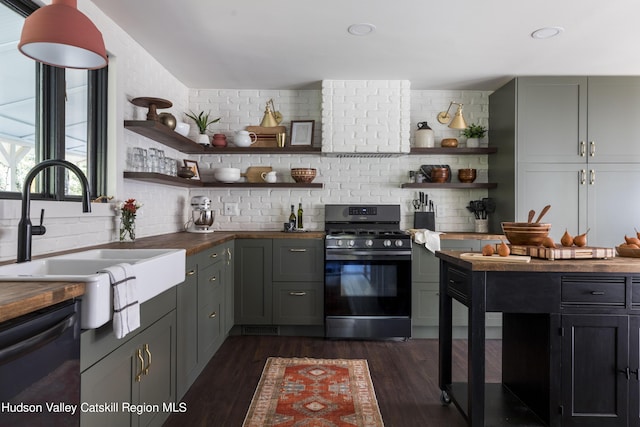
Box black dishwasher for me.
[0,299,80,427]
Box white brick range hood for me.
[321,80,411,157]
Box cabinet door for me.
[587,164,640,248]
[517,163,587,232]
[224,242,234,335]
[176,257,198,399]
[272,239,324,282]
[136,311,176,427]
[234,239,273,324]
[81,338,137,427]
[588,77,640,163]
[630,316,640,427]
[517,77,588,163]
[561,314,628,427]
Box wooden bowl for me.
[441,138,458,148]
[501,222,551,245]
[291,168,316,183]
[457,168,477,183]
[616,245,640,257]
[430,167,449,183]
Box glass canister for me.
[415,122,435,148]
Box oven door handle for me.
[326,251,411,261]
[0,312,76,365]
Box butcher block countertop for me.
[0,230,497,324]
[437,250,640,273]
[0,281,85,323]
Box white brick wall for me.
[321,80,411,154]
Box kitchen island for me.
[437,250,640,427]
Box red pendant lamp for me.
[18,0,107,70]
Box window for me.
[0,0,107,200]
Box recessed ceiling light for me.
[348,23,376,36]
[531,26,565,39]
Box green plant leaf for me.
[185,110,221,134]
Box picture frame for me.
[183,159,201,180]
[290,120,315,146]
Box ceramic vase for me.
[197,134,210,146]
[467,137,480,148]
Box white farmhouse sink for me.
[0,249,186,329]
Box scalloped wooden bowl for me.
[501,222,551,245]
[616,245,640,258]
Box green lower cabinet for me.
[234,239,273,325]
[412,240,502,338]
[80,310,176,427]
[177,241,233,399]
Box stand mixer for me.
[186,196,215,233]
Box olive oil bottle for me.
[297,203,304,229]
[289,205,296,230]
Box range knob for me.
[395,240,404,247]
[383,240,392,247]
[348,240,356,247]
[336,240,343,246]
[365,239,374,247]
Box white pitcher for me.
[261,171,277,183]
[235,130,258,147]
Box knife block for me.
[414,212,435,231]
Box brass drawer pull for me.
[210,253,218,259]
[590,141,595,157]
[143,343,152,375]
[289,248,307,252]
[590,291,605,296]
[186,270,196,276]
[289,291,307,296]
[210,276,217,282]
[579,141,586,156]
[135,349,144,382]
[209,311,217,318]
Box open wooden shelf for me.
[410,147,497,155]
[124,172,323,189]
[124,120,321,154]
[401,182,497,189]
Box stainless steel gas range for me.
[324,204,411,339]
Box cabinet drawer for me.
[445,267,471,306]
[273,239,324,282]
[272,282,323,325]
[561,277,625,306]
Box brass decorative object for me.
[437,101,468,129]
[260,99,283,127]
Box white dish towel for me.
[413,229,443,254]
[99,263,140,339]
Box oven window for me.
[325,260,411,316]
[337,264,398,297]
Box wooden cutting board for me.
[509,245,615,260]
[460,253,531,263]
[241,166,272,183]
[246,125,287,148]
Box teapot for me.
[235,130,258,147]
[261,171,277,183]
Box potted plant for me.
[185,110,220,145]
[461,123,487,148]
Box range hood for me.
[321,80,411,157]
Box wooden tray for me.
[509,245,615,260]
[460,253,531,263]
[246,125,287,148]
[241,166,272,183]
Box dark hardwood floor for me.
[163,336,501,427]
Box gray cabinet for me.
[412,240,502,338]
[235,238,324,326]
[489,76,640,248]
[234,239,273,325]
[81,309,176,427]
[176,241,233,399]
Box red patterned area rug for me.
[242,357,384,427]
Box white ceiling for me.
[91,0,640,91]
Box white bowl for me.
[174,122,190,137]
[214,167,241,183]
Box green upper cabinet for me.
[516,77,587,164]
[514,76,640,164]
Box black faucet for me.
[17,159,92,263]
